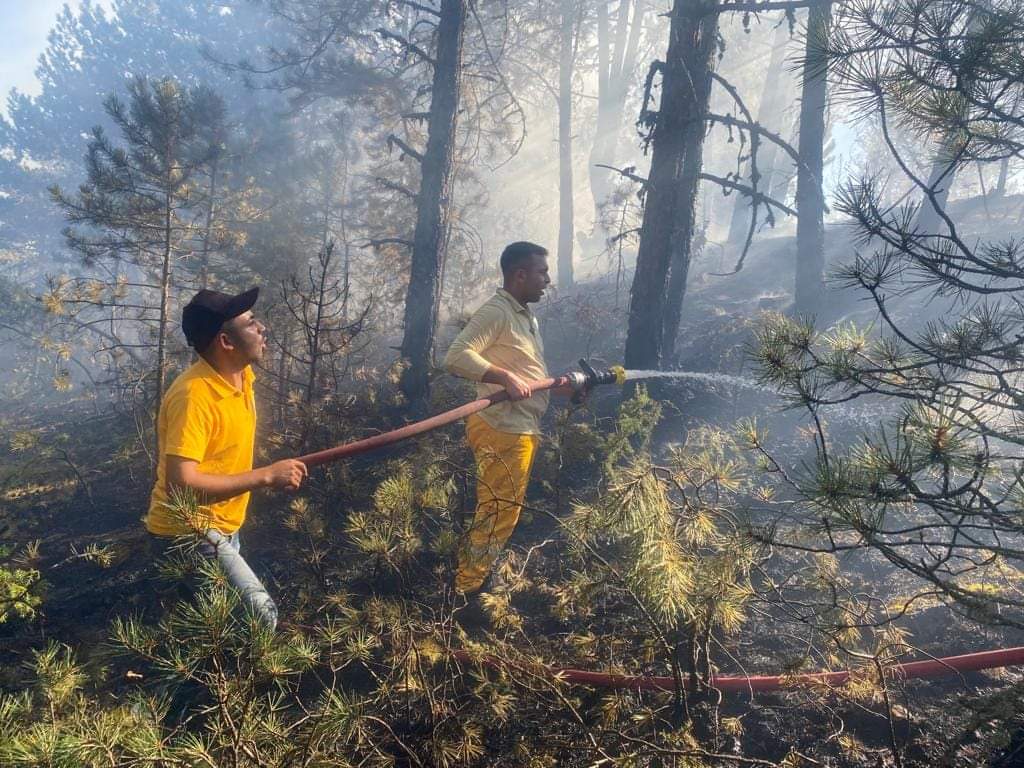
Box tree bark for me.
[793,2,831,317]
[398,0,467,405]
[914,135,962,235]
[623,0,721,370]
[557,0,575,290]
[660,152,708,364]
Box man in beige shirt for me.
[444,241,551,593]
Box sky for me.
[0,1,106,116]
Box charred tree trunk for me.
[793,2,831,317]
[661,25,721,362]
[623,0,720,370]
[660,164,707,364]
[727,18,791,245]
[398,0,467,405]
[557,0,575,290]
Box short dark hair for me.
[500,241,548,277]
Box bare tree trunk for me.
[661,154,709,364]
[198,154,219,290]
[623,0,720,370]
[155,191,173,443]
[276,324,290,430]
[727,18,791,245]
[305,248,331,408]
[339,144,352,325]
[915,135,962,235]
[399,0,467,404]
[557,0,575,290]
[587,0,646,245]
[589,0,612,222]
[793,3,831,316]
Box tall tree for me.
[793,3,832,316]
[499,0,587,290]
[623,0,721,370]
[557,0,580,290]
[50,77,227,429]
[398,0,469,405]
[912,9,991,235]
[624,0,811,368]
[0,1,288,277]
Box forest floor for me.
[4,195,1024,764]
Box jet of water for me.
[622,369,769,392]
[621,369,879,425]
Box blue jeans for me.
[148,530,278,631]
[200,530,278,631]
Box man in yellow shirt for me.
[146,287,307,629]
[443,241,551,593]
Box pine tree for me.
[50,77,229,433]
[753,0,1024,627]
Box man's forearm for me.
[480,365,513,387]
[172,467,269,504]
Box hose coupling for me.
[568,359,627,402]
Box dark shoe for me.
[454,593,490,632]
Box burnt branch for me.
[387,134,425,163]
[700,173,796,217]
[376,28,436,66]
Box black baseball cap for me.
[182,287,259,352]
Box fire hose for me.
[451,646,1024,694]
[296,359,625,468]
[287,360,1024,693]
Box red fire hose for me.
[289,367,1024,693]
[452,646,1024,693]
[295,375,573,468]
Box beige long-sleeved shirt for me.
[443,288,549,435]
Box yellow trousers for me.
[456,414,539,593]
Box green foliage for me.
[0,544,42,624]
[560,390,759,690]
[601,384,663,469]
[755,306,1024,625]
[345,462,424,567]
[341,457,457,569]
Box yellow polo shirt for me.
[145,358,257,536]
[443,288,549,435]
